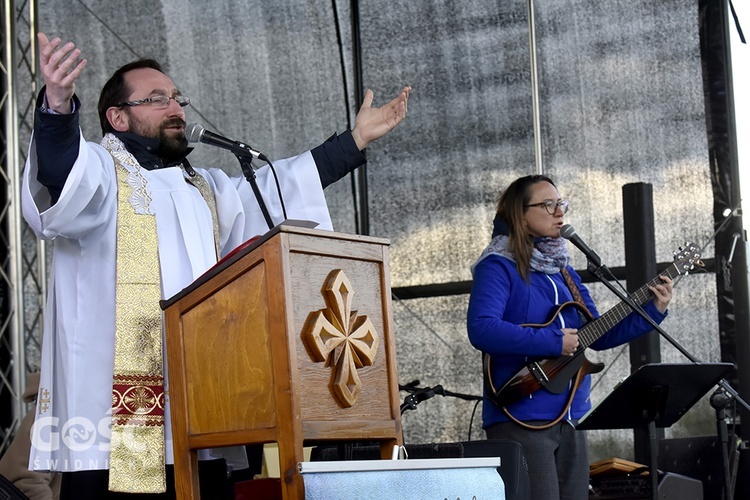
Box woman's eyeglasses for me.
[525,199,570,215]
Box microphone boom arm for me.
[235,154,274,231]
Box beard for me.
[127,112,189,163]
[156,125,189,163]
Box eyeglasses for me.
[115,95,191,109]
[525,199,570,215]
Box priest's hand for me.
[38,32,87,114]
[351,86,411,150]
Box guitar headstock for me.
[673,242,703,275]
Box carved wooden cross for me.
[303,269,380,407]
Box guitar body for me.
[484,301,603,408]
[485,349,605,408]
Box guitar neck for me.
[578,265,679,348]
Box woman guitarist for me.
[467,174,673,500]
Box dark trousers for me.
[486,420,589,500]
[60,459,230,500]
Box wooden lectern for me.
[161,224,403,499]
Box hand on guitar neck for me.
[648,275,673,314]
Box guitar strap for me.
[561,267,590,315]
[501,267,590,431]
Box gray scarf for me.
[479,234,570,274]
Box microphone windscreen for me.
[185,123,205,143]
[560,224,576,239]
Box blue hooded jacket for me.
[467,220,667,427]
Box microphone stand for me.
[235,153,274,231]
[586,258,748,500]
[400,385,442,415]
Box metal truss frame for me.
[0,0,42,456]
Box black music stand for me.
[577,362,733,500]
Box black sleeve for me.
[34,87,82,204]
[310,130,367,189]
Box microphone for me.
[560,224,602,268]
[185,123,268,162]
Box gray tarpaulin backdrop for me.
[36,0,718,461]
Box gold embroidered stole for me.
[184,172,221,258]
[102,135,221,492]
[106,135,166,493]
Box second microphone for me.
[185,123,269,162]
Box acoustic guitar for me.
[483,242,702,409]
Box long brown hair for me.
[496,174,556,280]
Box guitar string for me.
[588,260,693,392]
[589,200,740,393]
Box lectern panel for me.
[290,252,395,422]
[180,262,277,434]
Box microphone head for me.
[560,224,577,240]
[185,123,205,144]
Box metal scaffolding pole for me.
[1,0,41,456]
[527,0,543,175]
